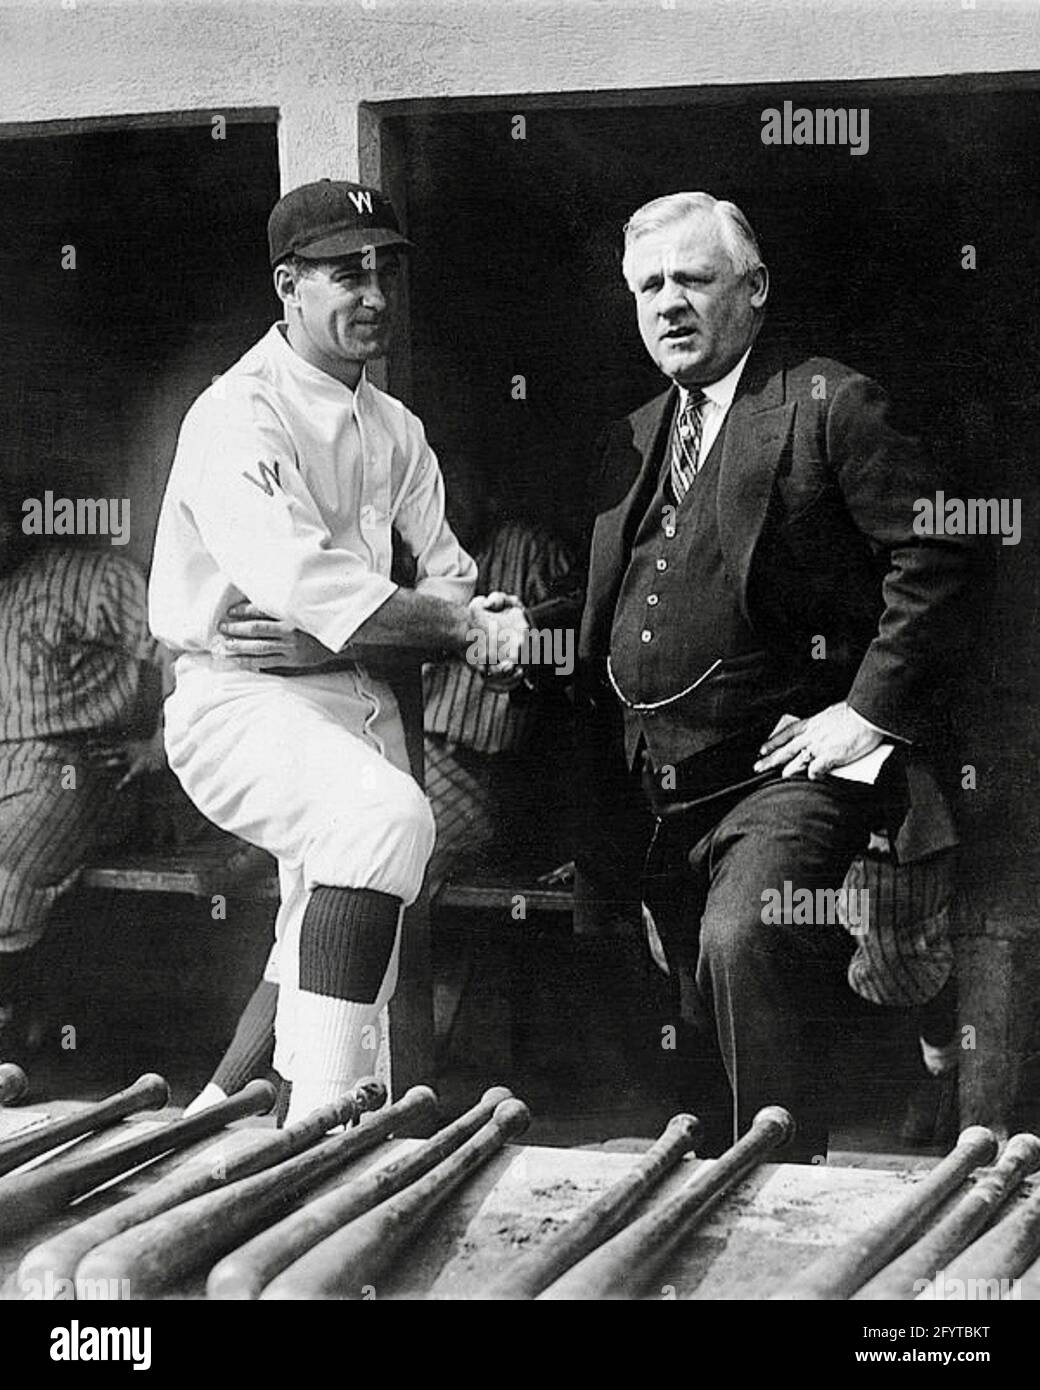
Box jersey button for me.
[664,527,675,539]
[656,558,667,571]
[647,594,659,606]
[641,629,652,643]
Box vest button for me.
[641,629,652,643]
[656,558,667,571]
[647,594,659,606]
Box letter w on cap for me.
[242,460,282,496]
[348,191,373,215]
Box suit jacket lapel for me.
[620,386,676,543]
[716,337,796,616]
[580,387,674,662]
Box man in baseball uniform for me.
[149,179,526,1123]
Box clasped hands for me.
[464,590,530,688]
[213,592,531,687]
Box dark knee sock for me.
[284,886,401,1124]
[299,886,400,1002]
[212,978,279,1095]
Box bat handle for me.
[0,1063,29,1106]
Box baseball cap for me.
[268,179,412,267]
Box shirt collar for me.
[268,322,368,411]
[678,343,754,413]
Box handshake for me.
[464,591,531,689]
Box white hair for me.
[621,192,764,285]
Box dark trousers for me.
[644,767,887,1163]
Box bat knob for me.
[665,1113,702,1147]
[956,1125,999,1162]
[352,1077,388,1115]
[1004,1132,1040,1170]
[134,1073,172,1108]
[0,1062,29,1105]
[493,1097,531,1139]
[752,1105,796,1145]
[481,1085,514,1108]
[239,1079,279,1113]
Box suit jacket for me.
[550,334,976,861]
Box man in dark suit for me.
[574,191,972,1161]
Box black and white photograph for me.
[0,0,1038,1355]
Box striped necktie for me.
[669,389,707,504]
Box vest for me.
[608,409,813,768]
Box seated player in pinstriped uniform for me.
[149,180,529,1125]
[423,510,576,892]
[0,484,166,1053]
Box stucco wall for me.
[0,0,1037,189]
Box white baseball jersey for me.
[149,322,476,654]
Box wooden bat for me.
[1018,1250,1040,1300]
[206,1085,513,1299]
[260,1096,531,1300]
[854,1132,1040,1300]
[0,1062,28,1106]
[17,1078,386,1297]
[77,1084,438,1299]
[776,1124,998,1301]
[0,1073,169,1179]
[539,1104,793,1301]
[483,1112,702,1300]
[0,1078,276,1242]
[916,1165,1040,1298]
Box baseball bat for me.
[77,1084,438,1299]
[207,1085,513,1300]
[260,1096,530,1300]
[776,1124,998,1301]
[0,1078,276,1242]
[17,1079,386,1297]
[539,1104,793,1301]
[0,1062,29,1106]
[483,1113,702,1300]
[854,1132,1040,1300]
[1018,1251,1040,1300]
[0,1073,169,1179]
[915,1168,1040,1298]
